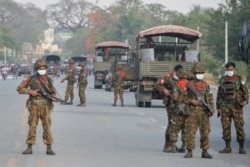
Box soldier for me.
[156,64,185,153]
[164,68,190,153]
[184,62,215,159]
[112,64,126,107]
[16,59,56,155]
[216,62,249,154]
[77,62,88,107]
[61,59,77,104]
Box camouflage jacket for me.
[112,70,125,88]
[17,74,56,99]
[78,68,88,85]
[216,75,249,109]
[62,68,76,85]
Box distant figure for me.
[103,48,110,62]
[77,62,88,107]
[11,65,18,79]
[141,37,156,49]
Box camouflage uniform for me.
[165,69,190,153]
[17,59,56,155]
[112,65,126,107]
[216,62,249,154]
[184,63,215,159]
[156,65,185,152]
[77,62,88,107]
[61,59,76,104]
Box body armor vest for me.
[220,76,240,100]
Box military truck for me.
[94,41,134,89]
[134,25,202,107]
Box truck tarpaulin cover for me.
[137,25,202,43]
[95,41,131,49]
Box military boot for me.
[219,141,231,153]
[69,99,73,105]
[23,144,32,154]
[46,144,55,155]
[177,142,186,153]
[163,142,177,153]
[184,150,193,158]
[121,101,124,107]
[239,141,246,154]
[201,149,213,159]
[112,101,117,106]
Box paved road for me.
[0,75,249,167]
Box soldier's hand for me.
[190,99,200,106]
[29,90,41,97]
[163,88,171,96]
[240,100,247,106]
[217,109,221,118]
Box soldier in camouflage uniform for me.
[216,62,249,154]
[77,62,88,107]
[156,65,185,153]
[61,59,76,104]
[164,68,190,153]
[112,64,126,107]
[184,63,215,159]
[17,59,56,155]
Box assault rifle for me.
[187,82,214,116]
[37,90,69,104]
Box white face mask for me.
[173,74,179,80]
[225,71,234,77]
[37,70,46,75]
[196,74,204,80]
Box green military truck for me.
[134,25,202,107]
[94,41,134,89]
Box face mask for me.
[196,74,204,80]
[37,70,46,75]
[225,71,234,77]
[173,74,179,80]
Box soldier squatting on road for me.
[216,62,249,154]
[17,59,56,155]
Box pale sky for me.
[13,0,223,14]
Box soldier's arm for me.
[240,82,249,104]
[17,77,31,94]
[216,84,222,109]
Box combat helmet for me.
[68,59,74,64]
[176,68,189,79]
[191,62,205,73]
[34,59,48,70]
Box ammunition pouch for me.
[68,77,77,84]
[26,99,32,111]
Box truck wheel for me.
[145,102,151,107]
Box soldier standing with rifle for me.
[216,62,249,154]
[16,59,56,155]
[61,59,77,105]
[164,68,190,153]
[156,64,186,153]
[77,62,88,107]
[184,63,215,159]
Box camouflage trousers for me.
[168,113,188,143]
[26,99,53,145]
[220,104,245,142]
[65,84,74,102]
[78,83,87,104]
[113,86,124,103]
[185,108,211,150]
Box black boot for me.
[219,141,231,153]
[239,141,246,154]
[46,144,55,155]
[112,101,117,106]
[184,150,192,158]
[201,149,213,159]
[23,144,32,154]
[121,101,124,107]
[177,142,186,153]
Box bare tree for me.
[45,0,99,33]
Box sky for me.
[13,0,223,14]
